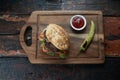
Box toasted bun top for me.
[45,24,69,50]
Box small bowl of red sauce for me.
[70,15,87,31]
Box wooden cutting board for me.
[20,11,104,64]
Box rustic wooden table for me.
[0,0,120,80]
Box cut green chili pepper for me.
[78,20,95,53]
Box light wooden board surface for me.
[20,11,104,64]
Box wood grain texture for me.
[104,17,120,56]
[0,57,120,80]
[0,0,119,79]
[0,0,120,16]
[0,1,120,57]
[20,11,104,64]
[0,17,119,57]
[0,18,26,56]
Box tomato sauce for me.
[72,16,84,28]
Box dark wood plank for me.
[0,0,62,14]
[104,17,120,56]
[62,0,120,16]
[0,35,26,56]
[0,57,120,80]
[0,18,27,56]
[0,0,120,16]
[0,19,25,33]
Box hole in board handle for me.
[24,26,32,46]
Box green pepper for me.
[79,20,95,53]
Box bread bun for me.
[46,24,69,50]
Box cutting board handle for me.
[20,24,37,55]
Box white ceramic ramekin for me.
[70,15,87,31]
